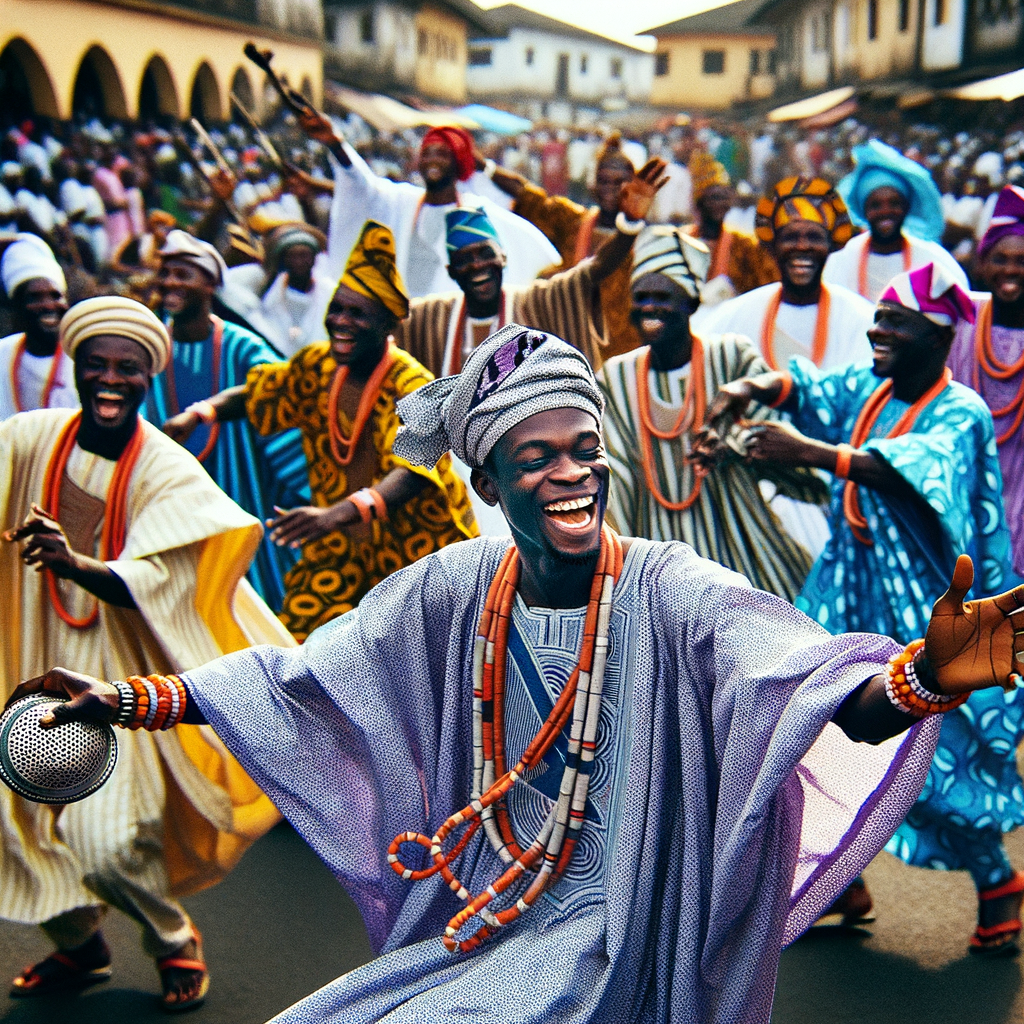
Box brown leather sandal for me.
[970,871,1024,957]
[10,932,112,998]
[157,928,209,1014]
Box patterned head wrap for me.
[838,140,945,243]
[755,176,853,248]
[1,233,66,298]
[445,208,501,257]
[60,296,171,374]
[977,184,1024,261]
[266,222,326,262]
[631,226,710,302]
[420,127,476,182]
[880,262,976,328]
[689,152,731,204]
[159,229,227,286]
[339,221,409,321]
[595,132,635,172]
[394,323,604,469]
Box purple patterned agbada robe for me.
[184,537,938,1024]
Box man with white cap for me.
[598,226,824,602]
[0,234,76,419]
[0,295,291,1011]
[704,262,1022,938]
[19,321,1024,1023]
[151,229,309,612]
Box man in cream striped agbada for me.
[0,296,291,1012]
[598,226,827,603]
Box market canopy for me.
[455,104,533,135]
[324,82,479,133]
[768,86,857,123]
[945,68,1024,102]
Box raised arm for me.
[162,384,248,445]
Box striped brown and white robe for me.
[598,333,828,602]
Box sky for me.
[474,0,726,49]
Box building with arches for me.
[0,0,323,124]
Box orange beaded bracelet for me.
[834,443,855,481]
[883,639,969,718]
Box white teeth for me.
[544,496,594,513]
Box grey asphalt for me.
[1,822,1023,1023]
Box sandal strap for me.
[973,920,1023,941]
[157,957,207,973]
[979,871,1024,901]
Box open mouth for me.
[639,316,665,335]
[162,291,185,313]
[871,342,893,360]
[330,330,356,357]
[543,495,596,530]
[997,280,1024,303]
[36,312,61,330]
[93,389,126,421]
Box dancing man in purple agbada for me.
[11,324,1024,1024]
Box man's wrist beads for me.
[113,675,187,730]
[883,639,969,718]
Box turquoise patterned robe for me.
[783,357,1024,886]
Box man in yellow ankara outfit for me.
[164,222,478,641]
[0,296,292,1011]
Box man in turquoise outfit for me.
[704,261,1024,954]
[151,231,310,612]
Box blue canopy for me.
[455,104,533,136]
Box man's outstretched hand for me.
[925,554,1024,696]
[5,668,119,728]
[618,158,669,223]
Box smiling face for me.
[474,408,608,564]
[773,220,831,289]
[867,301,950,379]
[979,234,1024,307]
[324,283,393,372]
[447,240,506,307]
[14,277,68,349]
[864,186,909,245]
[630,272,694,350]
[594,159,634,217]
[74,334,152,431]
[419,141,459,189]
[156,257,215,320]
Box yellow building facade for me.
[650,34,777,108]
[0,0,323,121]
[413,3,470,102]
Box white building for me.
[466,4,653,124]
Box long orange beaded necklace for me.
[10,335,64,413]
[162,316,223,463]
[760,284,831,370]
[40,412,145,628]
[972,297,1024,445]
[327,340,396,466]
[842,367,953,545]
[389,526,623,953]
[635,339,706,511]
[857,235,912,299]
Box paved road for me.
[1,822,1022,1023]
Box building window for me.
[750,48,761,74]
[767,48,777,72]
[611,57,623,78]
[359,10,375,43]
[418,29,427,55]
[898,0,911,29]
[702,49,725,74]
[580,54,588,73]
[525,46,534,65]
[654,51,669,75]
[324,11,338,41]
[469,47,492,66]
[867,0,878,38]
[934,0,945,23]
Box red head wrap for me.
[420,127,476,182]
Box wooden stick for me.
[230,91,284,169]
[190,117,233,177]
[243,42,313,117]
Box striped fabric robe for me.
[0,410,292,926]
[598,333,827,602]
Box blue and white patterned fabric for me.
[783,356,1023,890]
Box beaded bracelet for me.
[348,487,388,524]
[118,674,188,730]
[767,372,793,409]
[834,443,855,481]
[113,680,136,726]
[127,675,150,729]
[883,639,969,718]
[614,211,645,235]
[186,400,217,425]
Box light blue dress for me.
[785,357,1024,888]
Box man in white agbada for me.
[0,296,291,1012]
[293,110,560,298]
[823,140,968,302]
[0,234,77,418]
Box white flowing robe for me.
[0,332,78,420]
[326,142,561,297]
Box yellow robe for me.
[0,409,292,925]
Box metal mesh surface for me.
[0,695,117,804]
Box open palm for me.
[926,555,1024,695]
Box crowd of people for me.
[3,80,1024,1024]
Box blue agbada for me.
[145,318,309,612]
[785,356,1024,888]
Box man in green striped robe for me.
[598,227,827,602]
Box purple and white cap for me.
[394,323,604,469]
[879,262,976,328]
